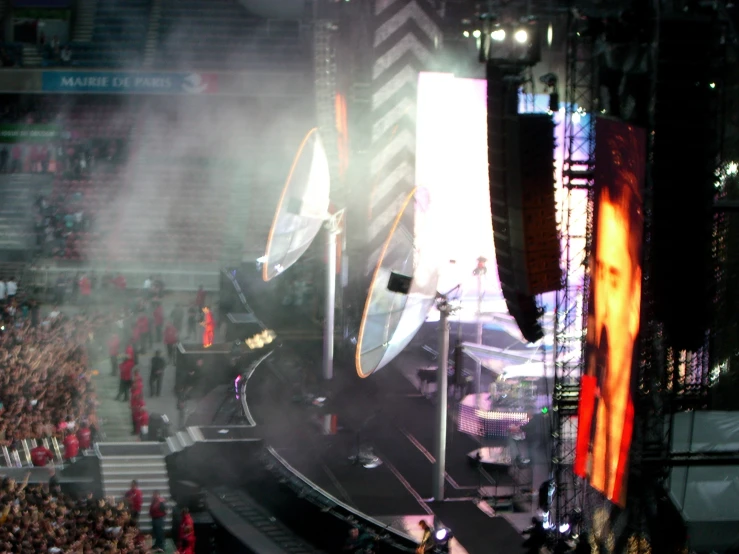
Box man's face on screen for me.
[595,199,635,358]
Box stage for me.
[187,266,544,554]
[226,335,534,554]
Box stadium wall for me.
[0,69,310,97]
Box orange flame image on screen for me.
[574,118,646,507]
[201,306,215,349]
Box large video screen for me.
[416,72,498,296]
[574,117,646,507]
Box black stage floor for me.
[238,341,526,554]
[221,268,528,554]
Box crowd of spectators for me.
[0,290,102,448]
[0,475,152,554]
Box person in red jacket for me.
[150,491,167,550]
[126,340,136,362]
[63,431,79,461]
[137,313,151,353]
[117,357,134,401]
[137,408,149,440]
[153,303,164,343]
[108,332,120,376]
[31,440,54,467]
[77,422,92,450]
[178,507,196,554]
[131,393,145,435]
[164,322,178,363]
[125,480,143,526]
[132,368,144,395]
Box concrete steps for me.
[21,45,42,67]
[98,444,173,533]
[73,0,98,42]
[142,0,162,68]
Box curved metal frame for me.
[262,127,321,282]
[354,187,417,378]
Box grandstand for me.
[0,0,313,287]
[67,0,151,68]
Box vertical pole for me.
[475,272,483,409]
[433,301,450,501]
[323,225,337,381]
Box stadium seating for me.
[0,43,23,67]
[70,0,151,68]
[156,0,305,71]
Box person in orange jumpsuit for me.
[201,306,215,348]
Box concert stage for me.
[186,266,538,554]
[234,337,530,554]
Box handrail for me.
[265,446,417,549]
[221,268,266,329]
[239,350,275,427]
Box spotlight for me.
[514,29,529,44]
[472,29,481,38]
[463,30,470,38]
[558,523,570,534]
[547,23,553,46]
[491,28,506,41]
[435,528,448,542]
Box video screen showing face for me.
[574,117,646,507]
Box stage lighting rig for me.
[433,522,452,553]
[476,18,541,66]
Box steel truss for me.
[313,17,340,186]
[551,14,597,532]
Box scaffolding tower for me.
[551,14,597,531]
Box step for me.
[101,469,168,478]
[100,458,167,467]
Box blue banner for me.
[41,71,219,94]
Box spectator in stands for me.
[0,310,100,448]
[150,491,167,552]
[0,278,5,303]
[164,321,178,363]
[60,45,72,65]
[108,331,120,376]
[125,480,143,527]
[5,277,16,301]
[77,421,92,451]
[150,350,165,398]
[63,429,79,462]
[30,439,54,467]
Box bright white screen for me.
[415,72,499,298]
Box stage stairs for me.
[97,442,173,533]
[207,487,325,554]
[0,174,52,259]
